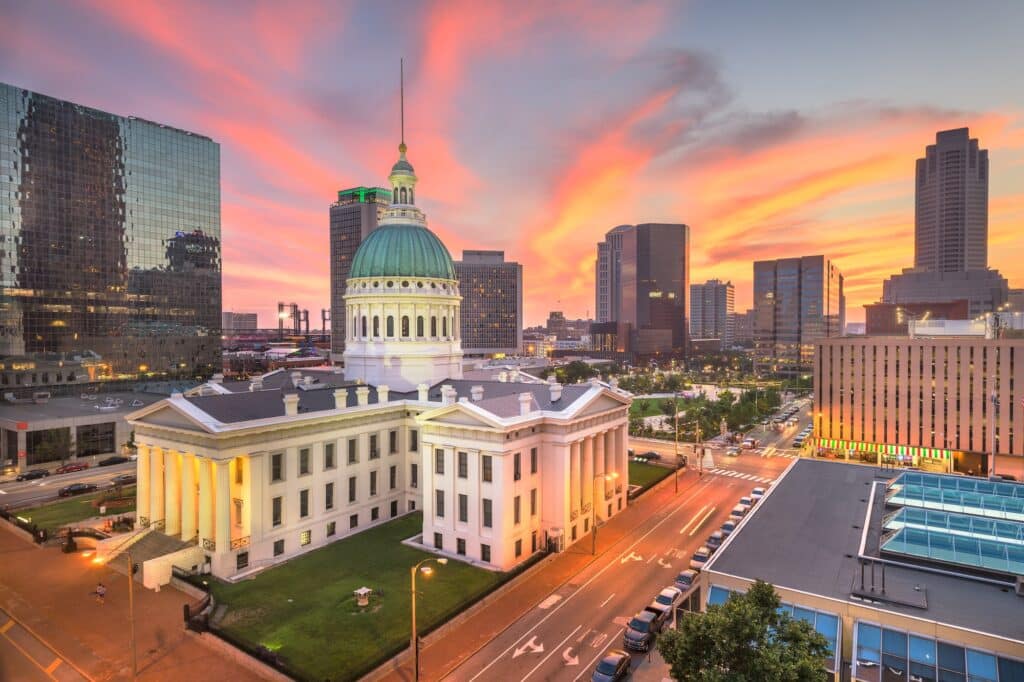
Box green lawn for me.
[209,512,503,681]
[629,461,672,489]
[19,486,136,533]
[629,397,683,418]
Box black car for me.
[641,450,661,461]
[98,456,129,467]
[59,482,98,497]
[591,649,631,682]
[623,610,663,652]
[16,469,49,481]
[110,474,137,487]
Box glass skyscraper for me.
[0,83,221,387]
[454,250,523,356]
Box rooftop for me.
[706,459,1024,644]
[0,391,165,424]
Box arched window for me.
[409,188,414,204]
[431,316,437,337]
[401,315,410,337]
[352,314,358,337]
[361,316,368,337]
[372,316,380,337]
[386,316,395,337]
[416,316,424,337]
[400,187,407,204]
[442,316,448,338]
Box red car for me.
[54,462,89,474]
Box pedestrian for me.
[93,582,106,604]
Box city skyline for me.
[3,2,1023,326]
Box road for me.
[0,461,134,509]
[0,608,88,681]
[444,453,795,682]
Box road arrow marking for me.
[513,636,544,659]
[562,647,579,666]
[657,557,672,568]
[590,633,608,649]
[620,552,643,564]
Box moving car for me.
[654,586,682,609]
[641,450,661,461]
[98,456,129,467]
[16,469,49,481]
[54,462,88,474]
[110,474,137,487]
[591,649,631,682]
[689,545,711,570]
[623,609,664,652]
[58,482,98,497]
[674,569,698,591]
[725,447,740,457]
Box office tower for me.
[222,312,258,333]
[594,223,689,356]
[690,279,735,346]
[753,255,844,373]
[329,186,391,362]
[0,82,221,384]
[732,308,756,347]
[454,250,523,356]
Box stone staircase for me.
[115,530,192,565]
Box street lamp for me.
[592,472,619,555]
[410,556,447,681]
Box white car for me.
[654,586,683,609]
[690,546,711,570]
[751,486,767,501]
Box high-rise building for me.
[222,312,258,333]
[329,186,391,363]
[594,223,690,356]
[690,279,735,346]
[0,83,221,384]
[753,255,844,373]
[454,250,523,356]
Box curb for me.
[185,629,291,681]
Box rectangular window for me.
[326,521,336,537]
[235,459,244,484]
[389,430,398,454]
[482,455,492,482]
[515,539,522,558]
[324,443,335,469]
[457,538,466,556]
[271,453,284,482]
[300,530,311,546]
[410,463,418,488]
[435,448,445,475]
[371,506,379,521]
[482,498,493,528]
[458,494,468,523]
[348,476,357,503]
[514,453,521,481]
[272,496,282,527]
[350,514,358,529]
[299,448,310,475]
[530,488,537,516]
[299,489,309,518]
[530,447,538,474]
[369,471,378,496]
[532,531,537,553]
[481,544,491,562]
[369,434,379,459]
[325,482,334,510]
[390,500,398,518]
[389,465,397,490]
[348,439,358,464]
[434,532,443,550]
[436,490,445,518]
[514,495,521,524]
[273,539,284,556]
[410,429,418,452]
[458,451,468,478]
[236,552,249,570]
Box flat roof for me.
[0,392,165,424]
[707,459,1024,644]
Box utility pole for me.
[673,391,680,493]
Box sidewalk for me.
[375,470,700,682]
[0,523,264,681]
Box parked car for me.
[54,462,88,474]
[98,456,129,467]
[990,474,1018,482]
[706,530,725,551]
[739,495,754,508]
[623,609,663,652]
[674,569,698,591]
[591,649,631,682]
[720,520,737,536]
[110,474,137,487]
[58,482,98,497]
[689,545,711,570]
[729,504,750,522]
[16,469,49,481]
[654,586,682,609]
[751,486,767,501]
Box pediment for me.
[131,404,209,432]
[572,393,629,418]
[418,403,504,429]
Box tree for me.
[659,580,830,682]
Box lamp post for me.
[591,472,619,555]
[410,556,447,681]
[673,391,680,493]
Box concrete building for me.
[813,335,1024,478]
[595,225,630,323]
[883,269,1008,319]
[863,300,969,336]
[702,458,1024,682]
[1009,289,1024,313]
[754,255,845,374]
[329,186,391,363]
[690,279,735,346]
[454,251,523,357]
[221,312,258,334]
[732,308,756,348]
[128,132,631,582]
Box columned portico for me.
[593,432,606,510]
[215,460,231,554]
[198,457,213,549]
[136,444,151,525]
[149,447,165,525]
[180,452,197,542]
[569,440,581,515]
[581,437,594,516]
[164,449,181,535]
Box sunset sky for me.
[2,1,1023,327]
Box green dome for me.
[350,223,456,280]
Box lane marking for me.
[599,593,615,608]
[521,625,581,680]
[688,506,717,537]
[45,658,63,674]
[0,490,7,494]
[573,628,625,682]
[465,478,713,681]
[678,505,708,534]
[0,620,13,634]
[537,595,561,610]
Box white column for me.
[603,430,614,478]
[198,457,213,548]
[594,431,606,494]
[164,449,181,535]
[581,436,594,514]
[617,425,628,487]
[246,453,265,543]
[150,447,165,526]
[215,460,231,554]
[136,444,151,526]
[569,440,581,512]
[180,452,197,541]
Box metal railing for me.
[138,516,150,528]
[230,536,250,550]
[202,538,216,551]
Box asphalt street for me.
[0,461,135,509]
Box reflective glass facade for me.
[454,250,523,356]
[0,84,221,384]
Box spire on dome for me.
[388,58,418,210]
